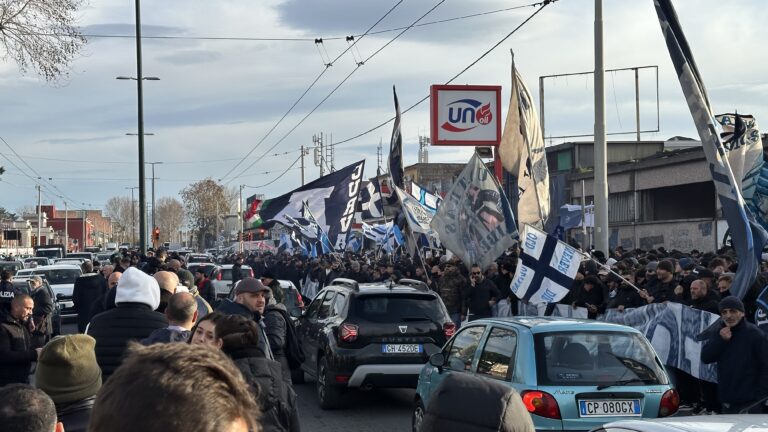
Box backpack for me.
[268,306,306,370]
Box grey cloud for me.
[155,50,223,65]
[81,23,187,38]
[35,135,123,145]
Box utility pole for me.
[82,210,87,250]
[300,145,306,185]
[326,133,335,173]
[313,133,325,177]
[593,0,609,253]
[125,187,138,247]
[377,139,383,174]
[238,185,245,253]
[215,201,220,247]
[147,162,162,231]
[36,184,42,246]
[418,135,430,164]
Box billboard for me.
[430,84,501,146]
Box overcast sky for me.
[0,0,765,215]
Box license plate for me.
[578,400,641,417]
[381,344,422,354]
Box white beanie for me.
[115,267,161,310]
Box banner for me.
[245,160,365,249]
[431,153,518,270]
[360,179,384,220]
[559,204,594,229]
[395,186,435,234]
[654,0,767,299]
[388,86,404,189]
[510,224,581,304]
[411,182,442,213]
[498,57,550,228]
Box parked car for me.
[296,278,454,409]
[96,253,113,266]
[11,277,62,337]
[186,254,214,264]
[413,317,678,432]
[15,265,83,320]
[24,257,52,268]
[54,258,87,267]
[67,252,95,262]
[186,263,221,280]
[0,260,25,275]
[593,414,768,432]
[212,264,254,299]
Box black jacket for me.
[73,273,106,333]
[344,270,371,283]
[690,291,720,315]
[701,318,768,405]
[264,305,291,384]
[606,285,644,310]
[30,286,54,340]
[140,327,191,345]
[229,349,300,432]
[463,278,500,318]
[421,370,534,432]
[87,303,168,380]
[215,300,273,360]
[56,396,95,432]
[0,313,36,386]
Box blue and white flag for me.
[362,221,390,243]
[510,224,582,304]
[410,182,442,213]
[302,201,335,253]
[360,179,385,220]
[395,186,435,235]
[431,153,518,270]
[654,0,768,299]
[558,204,594,229]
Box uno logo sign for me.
[441,99,493,132]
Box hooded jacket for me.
[215,299,274,360]
[421,372,535,432]
[73,273,106,333]
[140,327,191,345]
[227,348,300,432]
[0,312,36,386]
[56,396,96,432]
[87,268,168,379]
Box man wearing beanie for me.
[87,267,168,379]
[36,334,101,432]
[640,259,681,304]
[702,296,768,413]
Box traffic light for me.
[258,228,266,239]
[247,231,253,241]
[153,227,160,241]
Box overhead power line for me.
[217,0,405,183]
[225,0,448,184]
[242,155,302,189]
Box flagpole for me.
[582,253,642,293]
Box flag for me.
[278,233,294,254]
[498,55,549,228]
[301,201,335,253]
[245,160,365,249]
[388,86,404,189]
[558,204,594,229]
[244,198,262,226]
[510,224,582,304]
[310,242,318,258]
[654,0,768,299]
[410,182,442,213]
[395,186,435,234]
[359,179,384,220]
[431,153,518,270]
[362,222,385,242]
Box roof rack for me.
[328,278,359,291]
[397,278,430,292]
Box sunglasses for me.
[471,271,482,275]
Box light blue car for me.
[413,317,679,432]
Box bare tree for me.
[0,0,86,82]
[180,178,229,250]
[154,196,183,244]
[105,196,137,244]
[14,205,35,217]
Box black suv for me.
[295,278,456,409]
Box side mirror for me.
[429,353,445,373]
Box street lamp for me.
[116,67,160,253]
[125,186,138,247]
[146,161,163,236]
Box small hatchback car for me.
[414,317,678,432]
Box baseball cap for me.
[235,277,271,296]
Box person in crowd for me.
[420,370,535,432]
[701,296,768,413]
[690,279,719,315]
[142,292,198,345]
[178,268,212,319]
[100,265,113,281]
[232,255,244,286]
[73,261,106,333]
[438,262,466,328]
[87,267,168,379]
[463,264,500,321]
[261,269,284,304]
[214,314,300,432]
[215,277,273,359]
[194,267,216,306]
[0,269,20,315]
[28,275,54,347]
[716,273,733,298]
[35,334,102,432]
[326,259,345,284]
[89,271,121,320]
[640,259,679,304]
[345,260,371,283]
[605,271,643,312]
[573,275,607,319]
[189,311,224,347]
[154,271,179,313]
[0,294,39,386]
[0,384,64,432]
[263,296,293,384]
[88,342,260,432]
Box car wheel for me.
[316,357,343,410]
[291,368,305,385]
[412,399,426,432]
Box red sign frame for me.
[430,84,502,146]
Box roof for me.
[17,264,81,271]
[327,279,433,295]
[602,414,768,432]
[475,316,639,334]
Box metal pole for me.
[581,179,588,246]
[635,67,641,142]
[64,201,68,252]
[593,0,609,254]
[300,145,305,185]
[151,162,156,230]
[134,0,148,254]
[36,185,42,246]
[131,189,136,247]
[82,210,86,251]
[539,75,546,144]
[239,185,244,253]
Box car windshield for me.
[221,267,251,280]
[22,269,81,285]
[349,294,444,323]
[534,331,667,386]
